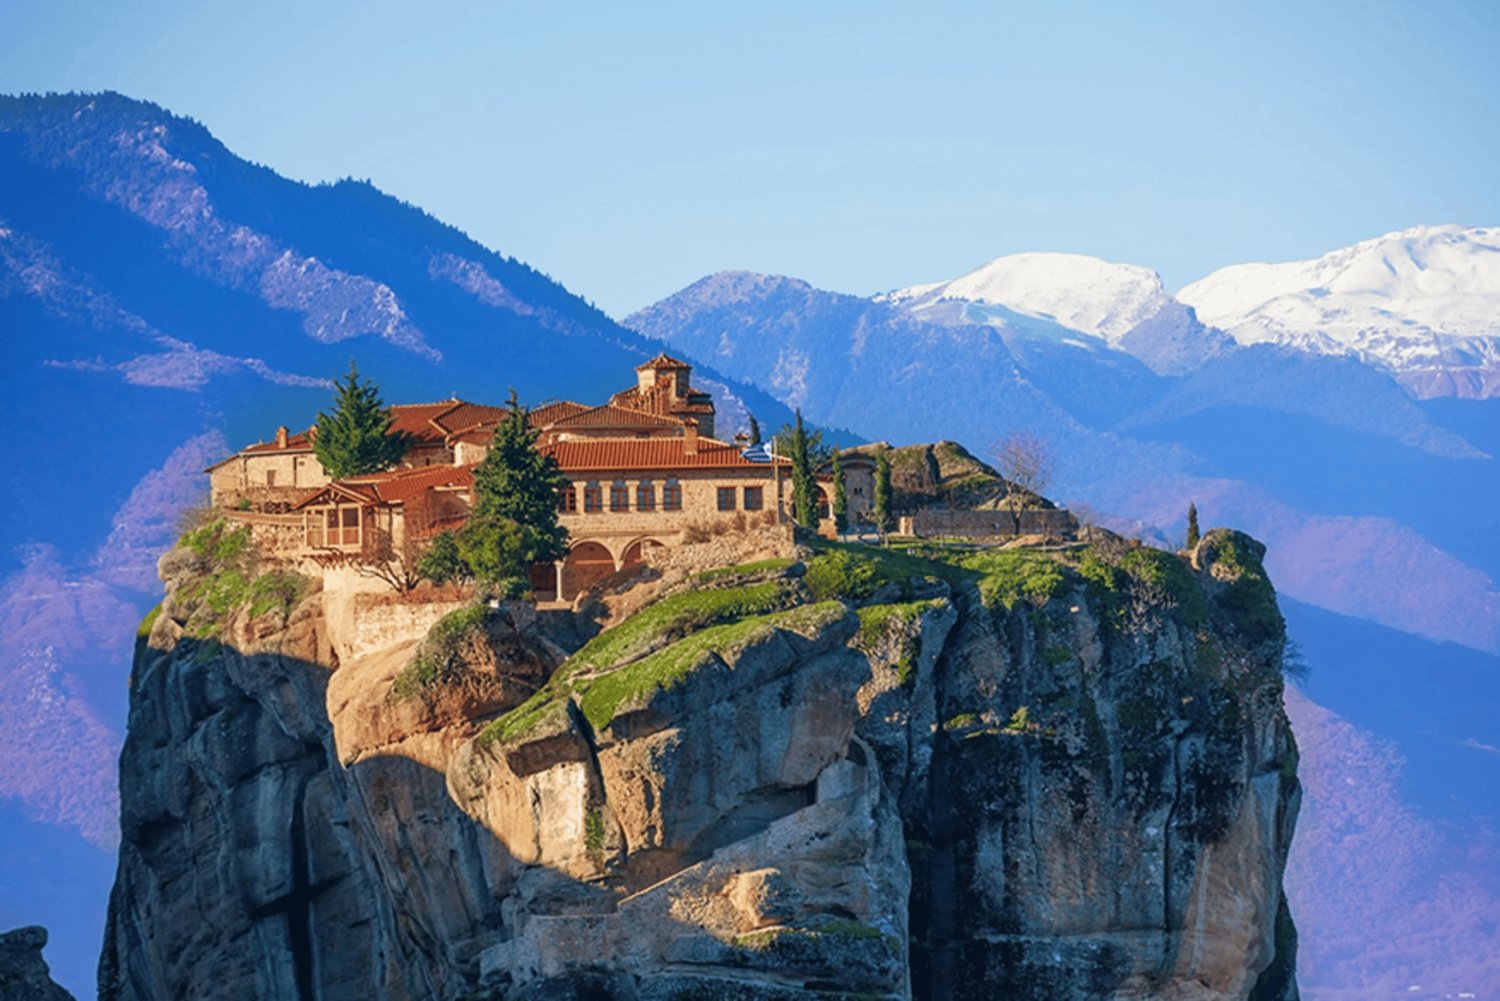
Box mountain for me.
[0,90,797,998]
[1179,224,1500,399]
[883,251,1235,376]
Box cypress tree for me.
[831,451,849,535]
[313,361,408,479]
[460,390,569,587]
[873,451,892,539]
[1186,501,1201,549]
[789,410,817,529]
[747,414,762,446]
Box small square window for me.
[743,486,763,511]
[717,487,737,512]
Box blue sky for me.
[3,0,1497,317]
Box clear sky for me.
[3,0,1498,318]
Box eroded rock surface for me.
[0,927,74,1001]
[101,529,1299,1000]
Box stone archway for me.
[620,538,665,568]
[561,541,616,600]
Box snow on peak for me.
[886,252,1173,343]
[1179,225,1500,348]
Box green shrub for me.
[417,530,470,584]
[246,571,305,620]
[958,550,1068,610]
[1210,536,1284,645]
[804,549,880,602]
[1118,548,1208,626]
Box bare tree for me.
[993,432,1053,536]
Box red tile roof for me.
[542,438,789,472]
[550,404,689,430]
[528,400,590,429]
[240,429,315,454]
[293,464,474,509]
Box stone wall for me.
[209,452,329,505]
[345,589,475,661]
[905,506,1078,540]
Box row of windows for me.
[718,486,763,512]
[558,481,765,514]
[560,479,683,513]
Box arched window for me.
[559,483,577,513]
[583,481,603,513]
[637,479,656,511]
[610,479,630,512]
[663,478,683,511]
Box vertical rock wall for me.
[101,530,1298,1000]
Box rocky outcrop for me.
[101,528,1299,1000]
[0,927,74,1001]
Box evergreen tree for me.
[831,451,849,535]
[788,410,818,529]
[416,530,469,584]
[313,361,408,479]
[747,414,762,447]
[460,390,569,586]
[1185,501,1201,549]
[873,451,892,539]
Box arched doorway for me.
[621,538,665,568]
[528,562,559,602]
[561,541,616,600]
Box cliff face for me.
[101,529,1299,1000]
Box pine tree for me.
[873,451,892,540]
[788,410,818,529]
[747,414,762,447]
[313,361,408,479]
[831,451,849,535]
[1185,501,1201,549]
[460,390,569,586]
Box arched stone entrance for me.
[621,538,665,568]
[561,541,616,600]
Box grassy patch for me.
[570,579,798,673]
[576,602,845,731]
[695,557,795,584]
[478,600,848,744]
[1208,535,1283,644]
[137,603,163,640]
[174,517,307,639]
[1118,548,1208,626]
[956,550,1069,610]
[246,571,305,620]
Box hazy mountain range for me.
[2,90,1497,997]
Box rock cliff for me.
[101,525,1299,1000]
[0,927,75,1001]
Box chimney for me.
[733,431,749,446]
[684,422,699,455]
[276,426,289,449]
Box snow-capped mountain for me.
[1178,225,1500,398]
[883,251,1233,375]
